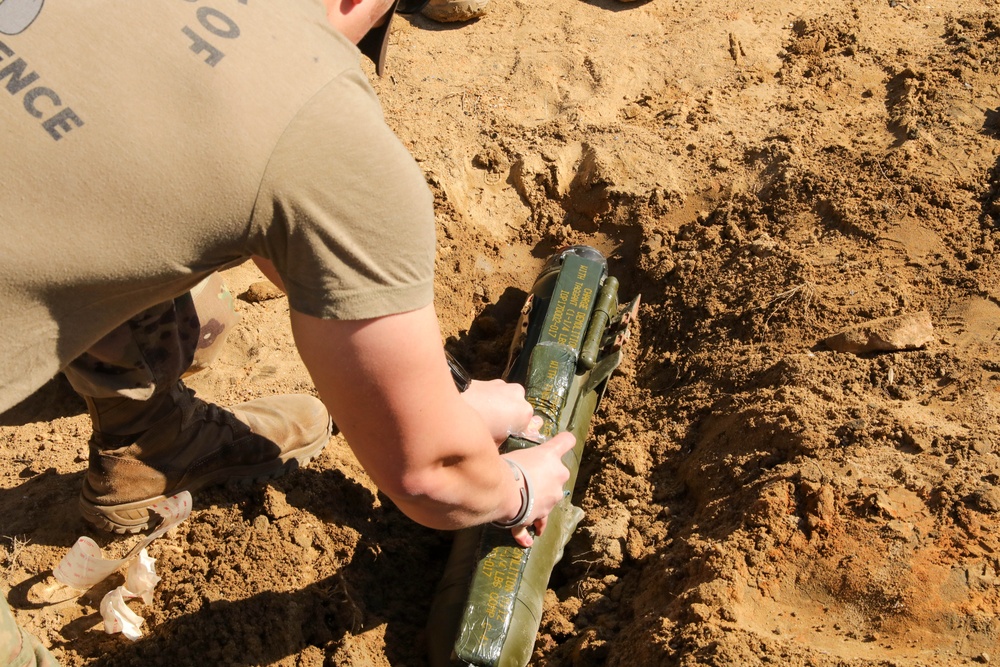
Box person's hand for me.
[461,379,537,444]
[502,431,576,547]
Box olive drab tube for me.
[427,246,640,667]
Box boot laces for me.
[178,384,244,432]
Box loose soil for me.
[3,0,1000,665]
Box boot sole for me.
[79,420,332,534]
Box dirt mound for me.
[2,0,999,665]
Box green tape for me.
[454,541,529,664]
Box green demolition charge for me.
[427,245,640,667]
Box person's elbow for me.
[380,462,479,531]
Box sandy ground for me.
[3,0,1000,665]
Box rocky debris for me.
[239,280,284,303]
[262,486,295,521]
[421,0,488,23]
[823,311,935,354]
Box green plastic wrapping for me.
[427,246,638,667]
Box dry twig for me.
[1,535,30,574]
[761,281,816,330]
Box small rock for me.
[253,515,271,532]
[867,491,898,518]
[263,486,294,520]
[749,233,777,257]
[293,525,314,548]
[823,311,934,354]
[689,603,713,622]
[422,0,488,22]
[644,233,664,250]
[972,440,993,455]
[240,281,284,303]
[886,519,915,539]
[968,487,1000,514]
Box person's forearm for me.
[339,379,526,529]
[289,305,526,529]
[379,414,527,529]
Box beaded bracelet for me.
[490,458,534,529]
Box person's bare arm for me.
[257,253,536,442]
[290,303,574,541]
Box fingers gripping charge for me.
[500,432,575,548]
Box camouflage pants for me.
[62,273,238,400]
[0,596,58,667]
[1,274,239,666]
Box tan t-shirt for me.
[0,2,435,412]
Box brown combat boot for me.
[79,382,332,533]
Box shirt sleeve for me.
[248,68,436,321]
